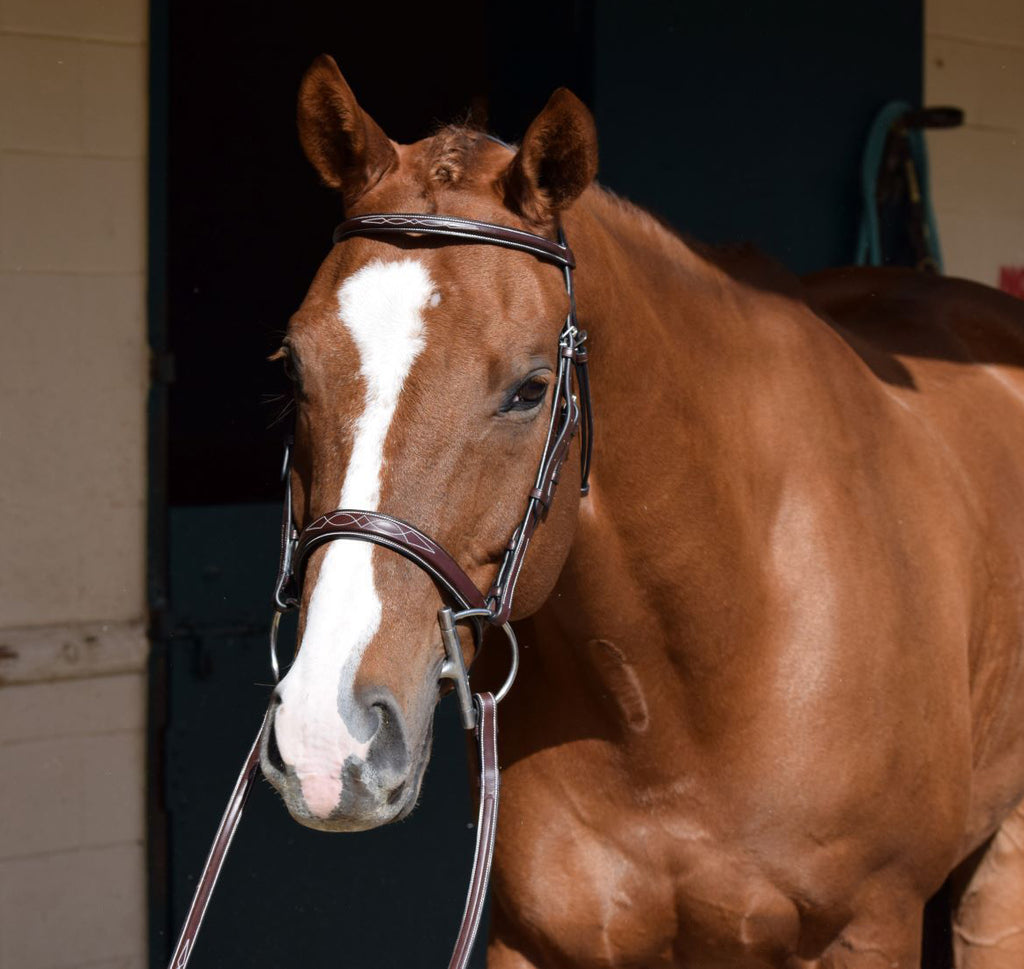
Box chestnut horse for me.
[260,55,1024,968]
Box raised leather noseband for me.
[296,509,490,613]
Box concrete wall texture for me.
[0,1,149,967]
[926,0,1024,287]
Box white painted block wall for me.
[926,0,1024,288]
[0,0,149,967]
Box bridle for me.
[165,212,593,969]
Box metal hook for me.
[439,608,476,729]
[438,607,520,730]
[269,610,282,684]
[280,438,292,481]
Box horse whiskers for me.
[263,393,295,429]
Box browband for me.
[333,213,576,269]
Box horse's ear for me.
[501,88,598,224]
[297,55,397,205]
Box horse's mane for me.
[690,238,806,299]
[426,125,803,301]
[587,184,806,301]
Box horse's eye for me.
[282,354,298,384]
[273,346,299,385]
[506,376,549,412]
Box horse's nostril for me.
[266,713,286,773]
[386,781,407,806]
[365,694,409,777]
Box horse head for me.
[260,55,598,831]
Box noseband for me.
[165,212,593,969]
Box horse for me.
[259,54,1024,968]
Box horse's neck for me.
[548,191,820,693]
[568,189,779,432]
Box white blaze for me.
[275,258,433,816]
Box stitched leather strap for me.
[164,696,499,969]
[485,331,584,624]
[447,692,499,969]
[164,710,269,969]
[294,509,488,614]
[333,213,575,269]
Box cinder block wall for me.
[926,0,1024,286]
[0,2,149,968]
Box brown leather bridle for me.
[165,213,593,969]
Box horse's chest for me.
[493,805,677,966]
[493,793,800,968]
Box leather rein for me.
[164,212,592,969]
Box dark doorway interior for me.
[165,2,593,506]
[150,2,921,967]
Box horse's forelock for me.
[423,125,507,187]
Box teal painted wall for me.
[592,1,922,273]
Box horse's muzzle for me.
[260,688,419,831]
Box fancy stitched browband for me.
[165,212,593,969]
[332,212,576,268]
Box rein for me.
[165,212,593,969]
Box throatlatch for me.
[165,212,593,969]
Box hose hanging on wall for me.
[855,100,963,273]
